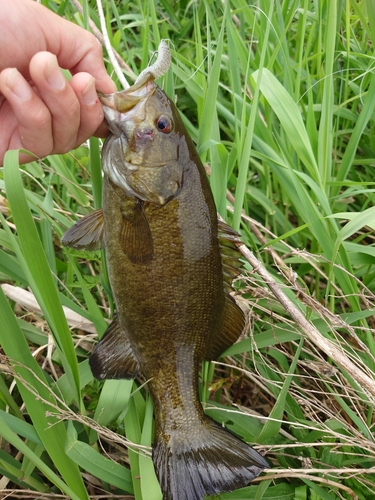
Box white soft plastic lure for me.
[98,40,172,119]
[133,40,171,89]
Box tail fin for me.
[153,418,269,500]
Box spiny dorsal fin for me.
[89,316,140,380]
[120,200,153,264]
[205,293,245,361]
[218,218,243,291]
[61,209,105,251]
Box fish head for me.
[100,81,183,205]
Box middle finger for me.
[29,51,80,154]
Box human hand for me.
[0,0,117,166]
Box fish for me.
[62,53,269,499]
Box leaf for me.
[3,150,81,402]
[139,397,162,500]
[0,285,89,499]
[66,422,134,494]
[331,206,375,264]
[0,414,82,499]
[219,482,295,499]
[251,68,319,182]
[93,378,133,428]
[0,410,41,445]
[257,337,304,442]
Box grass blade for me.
[66,421,134,494]
[3,150,81,403]
[0,286,89,499]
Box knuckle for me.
[90,35,103,56]
[53,129,79,155]
[32,106,51,131]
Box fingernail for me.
[6,68,33,101]
[45,55,66,90]
[82,77,98,105]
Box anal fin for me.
[89,316,140,380]
[61,209,105,251]
[206,293,246,360]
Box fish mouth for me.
[99,80,157,114]
[99,38,171,114]
[99,80,157,141]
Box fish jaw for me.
[99,87,151,140]
[99,79,156,112]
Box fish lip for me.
[98,80,157,113]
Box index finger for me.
[31,2,117,94]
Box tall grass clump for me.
[1,0,375,499]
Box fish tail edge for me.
[152,418,269,500]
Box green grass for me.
[1,0,375,498]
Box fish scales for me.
[62,78,269,499]
[102,96,225,440]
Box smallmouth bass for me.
[62,65,269,500]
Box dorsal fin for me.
[61,209,105,251]
[205,293,245,360]
[218,218,243,291]
[89,316,140,380]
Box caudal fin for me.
[153,418,269,500]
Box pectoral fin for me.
[89,316,140,380]
[205,293,246,360]
[61,209,105,251]
[120,201,153,264]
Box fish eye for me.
[156,115,173,134]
